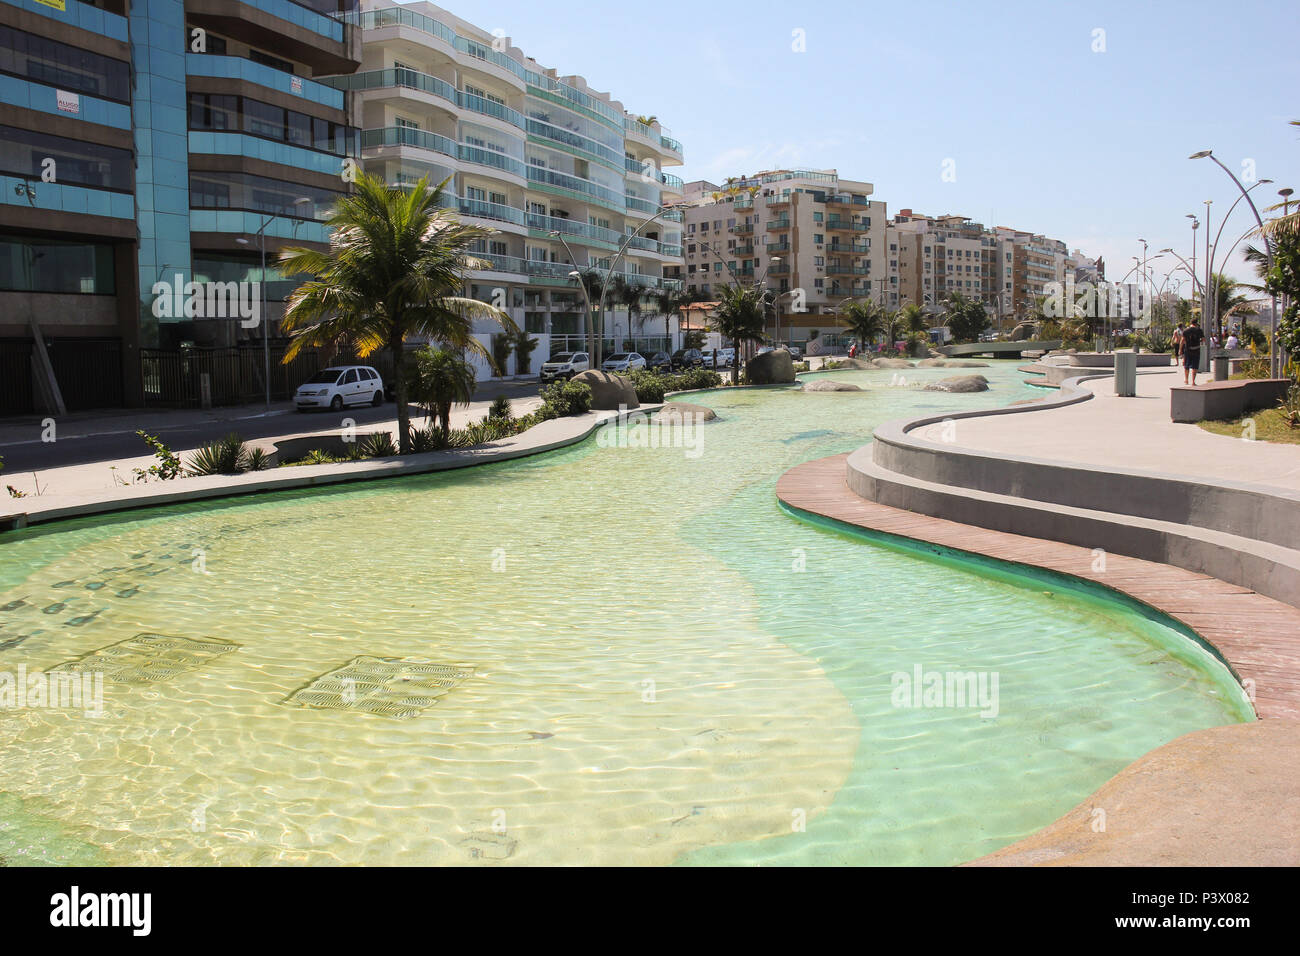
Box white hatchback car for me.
[602,352,646,373]
[295,366,385,411]
[539,352,591,382]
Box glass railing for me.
[341,6,457,46]
[660,135,682,154]
[661,172,684,189]
[527,166,625,207]
[660,244,682,257]
[460,144,527,177]
[827,219,869,231]
[454,35,529,83]
[829,242,870,253]
[528,76,623,127]
[526,118,624,167]
[766,218,791,230]
[527,212,623,246]
[624,195,657,214]
[326,68,456,105]
[361,126,456,158]
[459,197,527,226]
[662,209,683,222]
[766,242,791,253]
[458,90,525,128]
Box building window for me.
[0,125,133,192]
[0,23,130,103]
[0,236,116,294]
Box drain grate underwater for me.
[284,656,474,719]
[49,633,240,684]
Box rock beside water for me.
[802,380,862,392]
[924,374,990,393]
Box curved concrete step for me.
[848,446,1300,608]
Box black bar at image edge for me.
[0,866,1273,942]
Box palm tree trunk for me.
[392,339,411,454]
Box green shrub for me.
[246,447,271,471]
[408,424,445,453]
[343,442,368,461]
[134,430,183,482]
[488,395,512,420]
[539,379,592,417]
[187,433,250,476]
[360,431,398,457]
[792,361,810,373]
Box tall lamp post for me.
[551,207,672,366]
[236,197,312,407]
[1190,150,1281,376]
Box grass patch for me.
[1197,407,1300,445]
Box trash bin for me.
[1213,353,1229,381]
[1114,350,1137,397]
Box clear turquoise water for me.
[0,362,1252,865]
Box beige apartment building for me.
[677,169,886,345]
[887,211,1072,330]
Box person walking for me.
[1181,322,1205,386]
[1171,323,1184,368]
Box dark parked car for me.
[671,348,704,370]
[644,351,672,372]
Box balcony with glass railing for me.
[458,196,527,227]
[527,212,622,247]
[326,67,457,105]
[527,165,625,209]
[734,244,754,256]
[624,195,658,215]
[826,219,869,231]
[458,91,525,128]
[662,208,683,222]
[362,126,456,159]
[766,218,791,231]
[460,144,527,178]
[527,120,623,169]
[829,241,870,254]
[734,221,754,234]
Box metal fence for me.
[0,337,122,416]
[141,346,398,408]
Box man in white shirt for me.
[1225,332,1239,350]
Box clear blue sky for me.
[438,0,1299,288]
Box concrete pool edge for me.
[776,453,1300,866]
[0,405,661,530]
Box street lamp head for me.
[1189,150,1213,160]
[1281,187,1295,199]
[1258,179,1274,186]
[235,237,250,246]
[568,270,581,279]
[293,197,312,206]
[548,230,560,238]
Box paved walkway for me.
[923,368,1300,492]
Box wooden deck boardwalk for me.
[776,454,1300,720]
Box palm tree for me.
[940,293,991,343]
[610,274,644,346]
[710,284,767,385]
[899,302,928,335]
[512,327,539,376]
[408,345,477,442]
[840,299,887,351]
[1204,271,1257,339]
[279,172,515,453]
[652,287,702,352]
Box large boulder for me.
[872,357,915,369]
[802,380,861,392]
[942,359,990,368]
[1009,321,1038,342]
[916,358,946,368]
[746,349,795,384]
[924,374,989,393]
[657,401,716,423]
[571,370,638,409]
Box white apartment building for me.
[329,1,685,374]
[678,169,887,346]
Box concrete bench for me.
[1170,378,1292,423]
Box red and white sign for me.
[56,89,80,114]
[290,76,303,95]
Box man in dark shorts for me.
[1181,323,1204,385]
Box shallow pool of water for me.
[0,362,1252,865]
